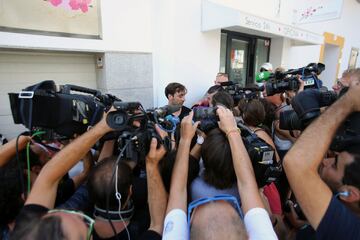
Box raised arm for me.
[26,112,113,208]
[0,135,31,167]
[166,112,199,213]
[145,126,168,234]
[283,81,360,229]
[217,106,265,214]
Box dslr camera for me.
[193,106,282,187]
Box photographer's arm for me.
[98,139,115,162]
[146,136,167,235]
[71,151,94,189]
[217,107,265,214]
[283,81,360,229]
[166,112,199,213]
[0,135,31,167]
[26,114,113,208]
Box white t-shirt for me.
[162,207,277,240]
[162,209,188,240]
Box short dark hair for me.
[0,160,24,225]
[87,157,133,209]
[343,154,360,190]
[201,128,236,189]
[207,85,223,94]
[165,82,187,99]
[238,99,265,127]
[211,91,234,109]
[160,150,200,193]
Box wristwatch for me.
[196,135,204,145]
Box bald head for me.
[190,201,247,240]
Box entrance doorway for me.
[220,30,270,86]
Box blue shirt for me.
[316,196,360,240]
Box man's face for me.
[319,151,354,192]
[168,90,186,106]
[215,74,229,85]
[332,76,350,94]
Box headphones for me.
[336,191,350,198]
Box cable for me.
[25,131,46,195]
[15,133,26,198]
[115,163,130,240]
[105,139,132,240]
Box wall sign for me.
[0,0,100,38]
[293,0,344,25]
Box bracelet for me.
[225,128,241,138]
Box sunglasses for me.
[187,194,243,235]
[48,209,94,240]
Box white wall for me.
[210,0,294,25]
[152,0,220,107]
[0,0,153,53]
[287,0,360,78]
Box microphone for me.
[255,71,273,83]
[154,105,181,117]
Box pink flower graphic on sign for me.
[47,0,92,13]
[69,0,92,13]
[49,0,63,7]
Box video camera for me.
[8,80,118,138]
[278,87,360,153]
[279,89,337,131]
[255,63,325,96]
[193,106,282,187]
[9,81,181,166]
[105,102,180,166]
[219,81,262,105]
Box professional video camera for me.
[8,80,118,138]
[220,81,262,105]
[105,101,180,165]
[255,63,325,96]
[279,86,360,153]
[193,106,282,187]
[279,89,337,131]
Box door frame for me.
[222,30,271,85]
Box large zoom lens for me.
[279,110,303,131]
[265,77,300,96]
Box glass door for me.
[229,38,249,86]
[220,30,270,86]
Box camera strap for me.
[93,199,134,222]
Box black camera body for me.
[8,80,117,138]
[264,63,325,96]
[221,82,262,105]
[279,89,338,131]
[106,102,179,166]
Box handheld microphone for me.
[255,71,273,83]
[154,105,181,116]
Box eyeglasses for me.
[187,194,243,234]
[336,79,345,88]
[48,209,94,240]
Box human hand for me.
[216,105,237,135]
[180,111,200,141]
[297,75,305,93]
[97,106,117,133]
[146,137,166,166]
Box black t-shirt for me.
[316,196,360,240]
[178,106,191,121]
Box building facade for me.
[0,0,359,138]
